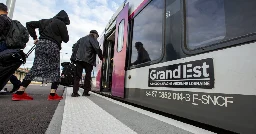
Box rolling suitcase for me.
[0,45,36,90]
[60,62,75,86]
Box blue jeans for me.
[0,41,21,89]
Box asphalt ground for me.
[0,84,64,134]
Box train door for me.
[111,3,129,98]
[101,39,114,92]
[95,36,105,90]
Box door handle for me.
[128,75,131,79]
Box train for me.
[92,0,256,133]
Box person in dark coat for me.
[131,42,151,66]
[12,10,70,101]
[71,30,103,97]
[0,3,21,93]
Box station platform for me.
[45,87,216,134]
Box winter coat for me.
[72,34,103,66]
[26,10,70,49]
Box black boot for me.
[71,93,80,97]
[82,92,90,96]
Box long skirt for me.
[24,39,60,82]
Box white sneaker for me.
[40,84,43,86]
[45,84,47,86]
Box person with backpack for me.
[12,10,70,101]
[70,30,103,97]
[0,3,23,93]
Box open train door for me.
[111,3,129,98]
[95,34,105,91]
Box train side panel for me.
[125,43,256,134]
[124,0,256,133]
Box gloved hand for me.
[70,59,76,65]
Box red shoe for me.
[12,93,33,101]
[48,94,63,100]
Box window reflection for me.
[131,42,151,66]
[117,20,125,52]
[131,0,164,65]
[186,0,256,49]
[165,0,182,61]
[186,0,226,49]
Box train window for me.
[165,0,182,61]
[117,20,125,52]
[185,0,256,50]
[130,0,164,66]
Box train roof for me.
[99,0,145,38]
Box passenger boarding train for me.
[92,0,256,133]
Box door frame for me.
[111,3,129,98]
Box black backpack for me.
[5,19,29,49]
[70,42,79,63]
[0,49,26,66]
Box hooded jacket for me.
[72,34,103,66]
[26,10,70,49]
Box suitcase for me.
[60,62,75,86]
[0,45,36,90]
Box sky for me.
[0,0,124,73]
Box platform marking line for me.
[60,88,137,134]
[88,88,216,134]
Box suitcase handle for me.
[26,44,36,58]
